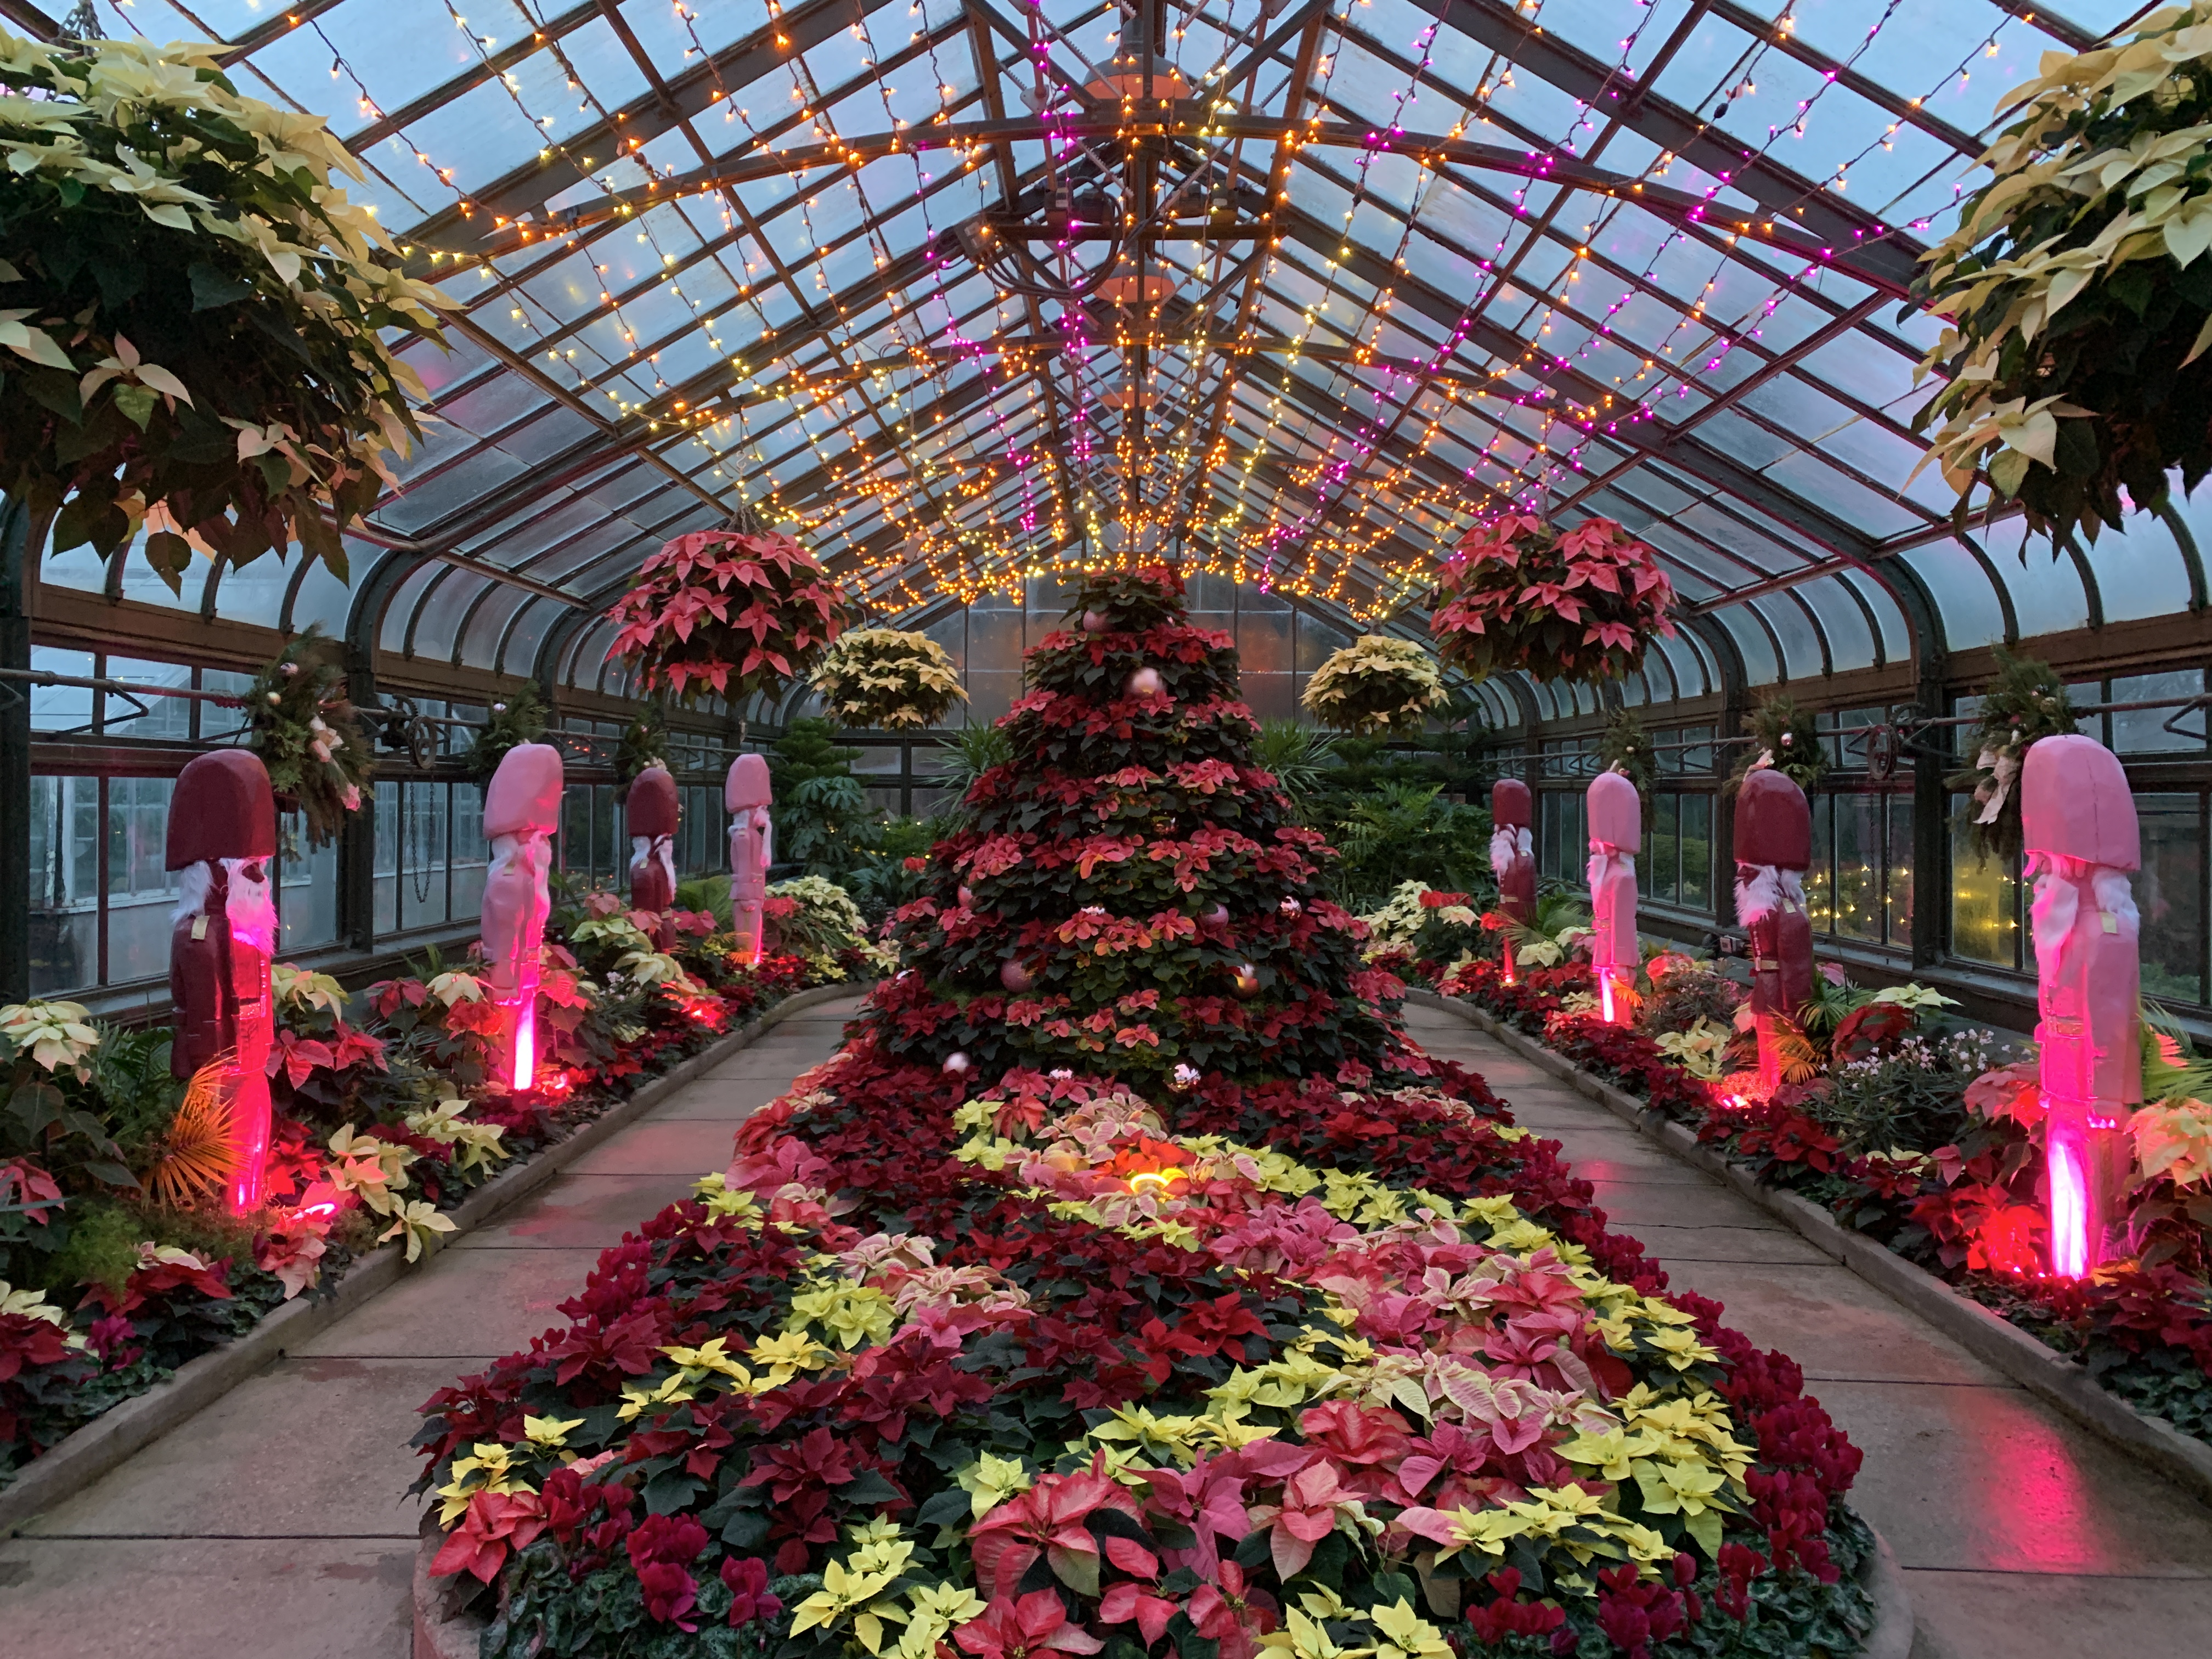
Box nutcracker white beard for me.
[1733,864,1804,928]
[173,857,278,955]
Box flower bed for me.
[0,888,853,1489]
[1437,959,2212,1447]
[413,566,1879,1659]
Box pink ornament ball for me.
[1082,608,1110,634]
[957,885,975,910]
[1231,963,1261,999]
[1000,958,1034,994]
[1126,667,1163,698]
[942,1051,973,1076]
[1204,904,1229,927]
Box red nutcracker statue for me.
[2022,733,2141,1277]
[481,743,562,1093]
[1489,778,1535,984]
[167,750,278,1214]
[627,763,680,946]
[1733,767,1813,1098]
[1587,769,1641,1026]
[726,753,774,967]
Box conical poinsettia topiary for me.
[867,563,1424,1091]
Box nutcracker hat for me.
[1733,767,1810,871]
[1491,777,1532,831]
[726,752,772,812]
[166,750,277,869]
[626,764,681,837]
[484,743,565,838]
[2022,733,2140,872]
[1588,770,1642,854]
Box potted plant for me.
[810,626,967,730]
[604,527,859,704]
[0,33,447,579]
[1429,513,1675,685]
[1299,635,1446,734]
[1912,5,2212,544]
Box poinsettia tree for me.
[1430,514,1675,685]
[874,563,1424,1087]
[606,528,860,704]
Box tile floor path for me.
[4,992,2209,1657]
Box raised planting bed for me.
[409,567,1902,1659]
[0,977,862,1534]
[1419,967,2212,1511]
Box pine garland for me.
[1726,692,1827,794]
[464,682,547,787]
[243,627,371,846]
[1946,646,2077,866]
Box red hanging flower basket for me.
[1429,513,1675,685]
[605,528,860,703]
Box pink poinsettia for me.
[605,528,859,704]
[1432,515,1673,685]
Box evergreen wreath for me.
[613,701,668,809]
[1299,634,1447,734]
[1946,646,2078,866]
[1726,693,1827,795]
[811,627,967,730]
[243,626,371,846]
[1598,707,1657,799]
[1430,512,1676,686]
[464,682,547,788]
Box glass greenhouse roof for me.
[37,0,2210,703]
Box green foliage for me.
[840,815,942,924]
[614,703,668,806]
[930,723,1013,817]
[1809,1030,2009,1158]
[245,625,371,847]
[769,718,881,877]
[1946,646,2078,867]
[0,35,445,574]
[1634,960,1742,1040]
[675,874,733,931]
[1911,4,2212,544]
[1727,692,1827,794]
[1251,719,1339,814]
[464,682,548,787]
[35,1194,142,1296]
[1598,707,1656,799]
[1329,782,1495,916]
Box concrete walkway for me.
[0,996,868,1659]
[9,995,2209,1658]
[1400,1001,2212,1659]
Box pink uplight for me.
[511,1002,537,1094]
[1599,977,1616,1025]
[2047,1126,2091,1279]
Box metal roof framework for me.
[36,0,2206,723]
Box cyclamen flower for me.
[721,1556,782,1626]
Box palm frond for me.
[2143,1000,2212,1105]
[142,1056,241,1210]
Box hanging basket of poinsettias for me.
[1429,512,1675,685]
[810,627,967,730]
[605,527,860,705]
[1301,635,1446,734]
[1912,4,2212,546]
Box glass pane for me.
[100,657,194,741]
[1804,793,1834,935]
[1679,794,1713,914]
[2138,793,2208,1007]
[28,776,96,995]
[106,777,177,985]
[399,782,452,931]
[30,647,94,733]
[1649,793,1679,905]
[280,810,340,955]
[1950,799,2019,969]
[1887,794,1916,949]
[2110,670,2208,755]
[374,781,400,937]
[1833,793,1882,942]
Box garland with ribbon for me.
[1948,647,2078,866]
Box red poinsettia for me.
[605,528,860,702]
[1430,513,1675,685]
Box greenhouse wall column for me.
[0,498,44,1002]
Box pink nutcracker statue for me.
[1733,767,1814,1098]
[627,764,680,946]
[726,753,774,967]
[1490,778,1536,984]
[1587,769,1641,1026]
[481,743,563,1093]
[167,750,278,1214]
[2022,733,2141,1277]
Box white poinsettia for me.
[811,628,967,730]
[1300,635,1445,735]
